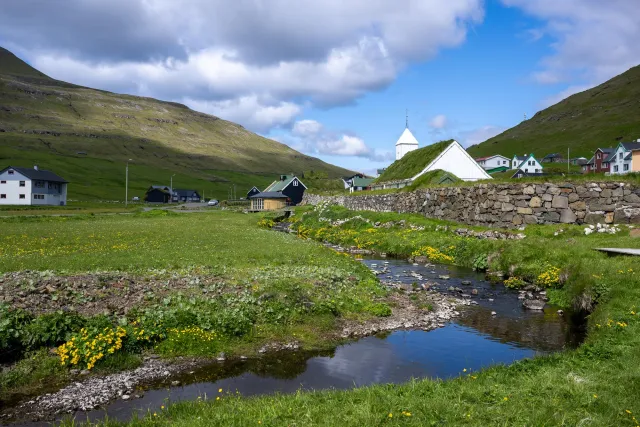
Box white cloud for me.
[2,0,484,135]
[288,119,393,162]
[428,114,448,129]
[459,125,507,147]
[504,0,640,89]
[187,96,302,133]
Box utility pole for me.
[170,174,175,203]
[125,159,132,207]
[567,147,570,174]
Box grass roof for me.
[403,170,460,190]
[375,139,453,182]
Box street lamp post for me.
[125,159,132,207]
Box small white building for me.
[0,166,68,206]
[512,155,528,169]
[395,127,419,160]
[475,155,510,170]
[412,140,492,182]
[513,154,543,174]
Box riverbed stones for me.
[523,299,546,310]
[8,358,201,421]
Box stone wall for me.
[302,182,640,227]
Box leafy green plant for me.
[364,302,392,317]
[472,254,489,271]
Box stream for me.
[5,257,585,426]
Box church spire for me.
[405,109,408,128]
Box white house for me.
[412,140,492,182]
[512,155,528,169]
[609,141,640,174]
[0,166,68,206]
[475,155,510,170]
[513,154,543,174]
[395,127,419,160]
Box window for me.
[292,180,298,187]
[8,170,14,175]
[624,164,629,171]
[0,180,5,184]
[34,194,44,200]
[19,181,25,187]
[0,194,5,199]
[614,165,619,172]
[597,153,600,159]
[525,168,529,173]
[619,152,623,159]
[34,181,45,188]
[19,194,25,199]
[503,160,507,165]
[254,198,264,210]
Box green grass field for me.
[0,210,388,404]
[67,205,640,427]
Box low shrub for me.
[364,302,392,317]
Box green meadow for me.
[68,205,640,427]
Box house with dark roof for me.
[249,174,307,211]
[172,189,201,203]
[511,155,528,170]
[583,148,615,173]
[541,153,564,163]
[609,140,640,175]
[246,186,261,199]
[0,166,68,206]
[144,185,172,203]
[512,154,543,175]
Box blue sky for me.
[1,0,639,175]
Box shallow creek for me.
[5,257,585,426]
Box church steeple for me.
[405,109,408,128]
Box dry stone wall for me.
[302,182,640,228]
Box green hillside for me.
[467,64,640,159]
[0,47,353,201]
[375,139,453,182]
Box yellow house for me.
[250,192,289,211]
[633,149,640,172]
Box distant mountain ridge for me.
[467,65,640,159]
[0,47,352,200]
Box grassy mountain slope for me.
[0,47,353,200]
[467,64,640,159]
[375,140,453,182]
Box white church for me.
[389,118,491,182]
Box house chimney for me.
[34,165,38,171]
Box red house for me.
[583,148,614,173]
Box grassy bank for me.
[76,205,640,426]
[0,210,388,405]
